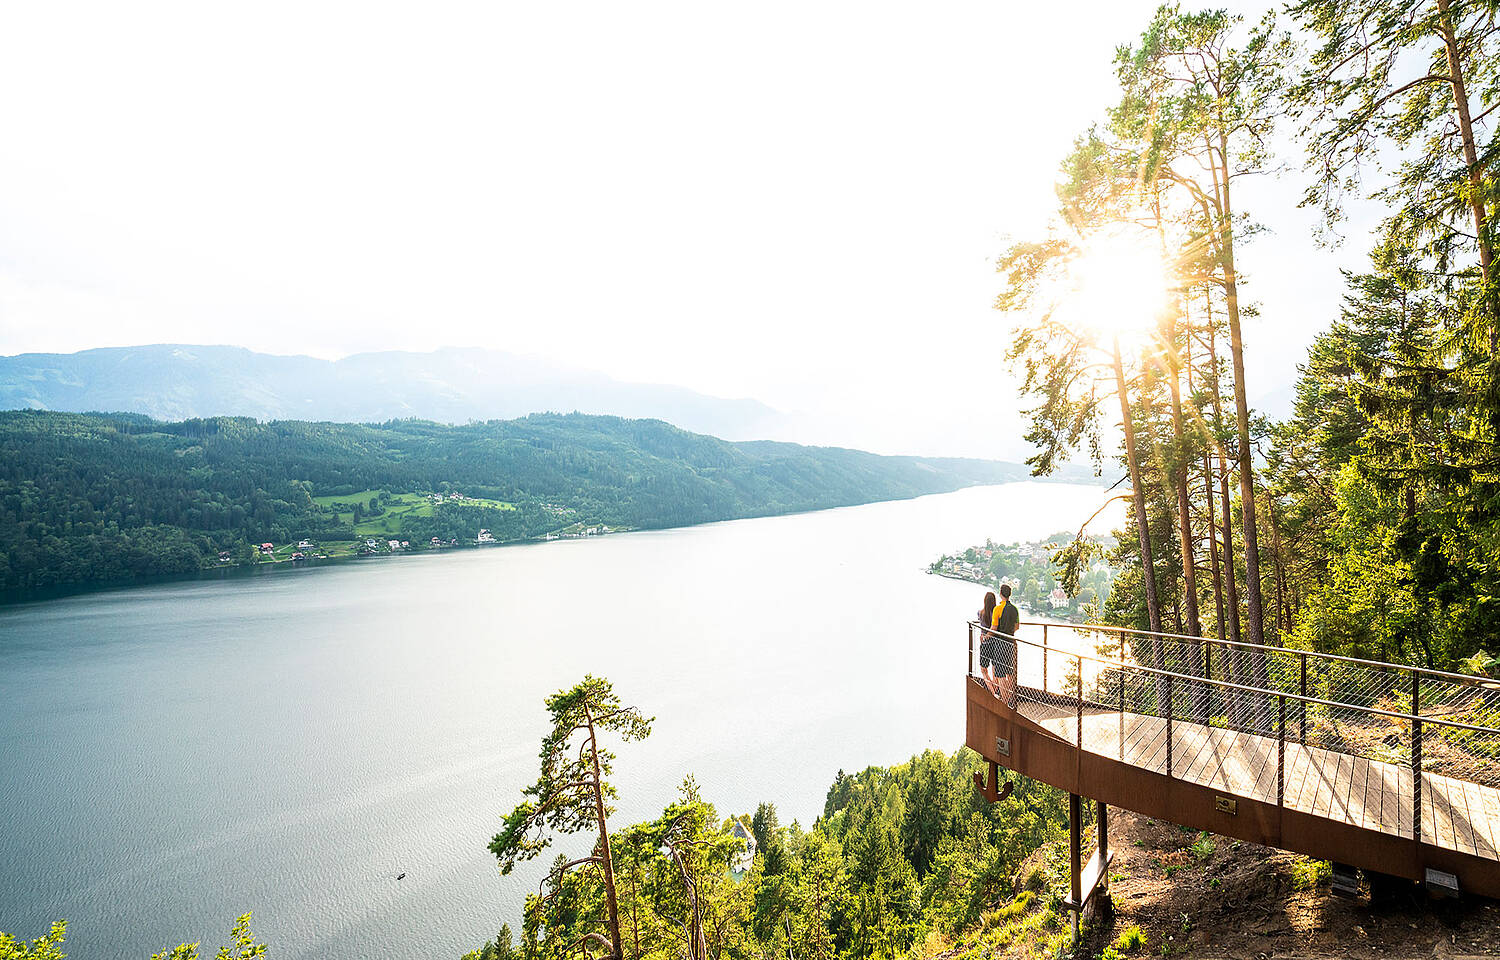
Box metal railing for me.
[968,620,1500,853]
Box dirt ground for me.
[1083,809,1500,959]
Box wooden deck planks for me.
[1178,724,1220,784]
[1395,766,1414,840]
[1027,706,1500,858]
[1462,780,1496,859]
[1297,747,1330,815]
[1286,743,1316,815]
[1344,754,1370,828]
[1481,782,1500,861]
[1446,775,1475,855]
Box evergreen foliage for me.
[484,679,1066,960]
[993,0,1500,673]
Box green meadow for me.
[312,490,515,538]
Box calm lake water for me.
[0,482,1116,960]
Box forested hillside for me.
[0,410,1030,595]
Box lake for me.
[0,481,1117,959]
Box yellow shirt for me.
[990,599,1008,631]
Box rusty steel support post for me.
[1097,799,1108,878]
[1412,672,1422,845]
[1069,793,1082,944]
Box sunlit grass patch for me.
[1189,832,1215,862]
[1289,858,1331,890]
[1101,923,1147,958]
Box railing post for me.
[1165,673,1173,777]
[1204,641,1213,722]
[1118,664,1126,761]
[1299,653,1307,744]
[1277,694,1285,807]
[1076,654,1084,752]
[1411,671,1422,844]
[1042,623,1049,691]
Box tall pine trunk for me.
[1198,294,1227,649]
[1435,0,1500,466]
[585,706,626,960]
[1263,491,1289,640]
[1210,131,1271,727]
[1113,336,1165,706]
[1205,326,1247,726]
[1203,452,1225,644]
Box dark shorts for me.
[980,636,1016,676]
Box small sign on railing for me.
[1214,796,1237,816]
[996,736,1011,757]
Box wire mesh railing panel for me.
[1422,715,1500,791]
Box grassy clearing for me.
[351,494,433,537]
[312,489,384,508]
[312,490,515,537]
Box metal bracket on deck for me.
[973,760,1013,803]
[1330,862,1360,899]
[1424,868,1460,898]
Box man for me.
[991,583,1020,707]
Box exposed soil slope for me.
[945,808,1499,959]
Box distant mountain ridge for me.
[0,344,791,441]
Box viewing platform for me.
[965,621,1500,925]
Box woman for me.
[977,591,1001,695]
[992,583,1020,707]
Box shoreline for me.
[0,479,1110,609]
[926,568,1092,625]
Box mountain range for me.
[0,344,791,441]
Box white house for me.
[1049,587,1069,609]
[729,818,757,874]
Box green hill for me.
[0,410,1037,597]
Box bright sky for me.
[0,1,1379,461]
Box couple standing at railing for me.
[979,586,1020,707]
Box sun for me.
[1056,229,1172,341]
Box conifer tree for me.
[490,676,652,960]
